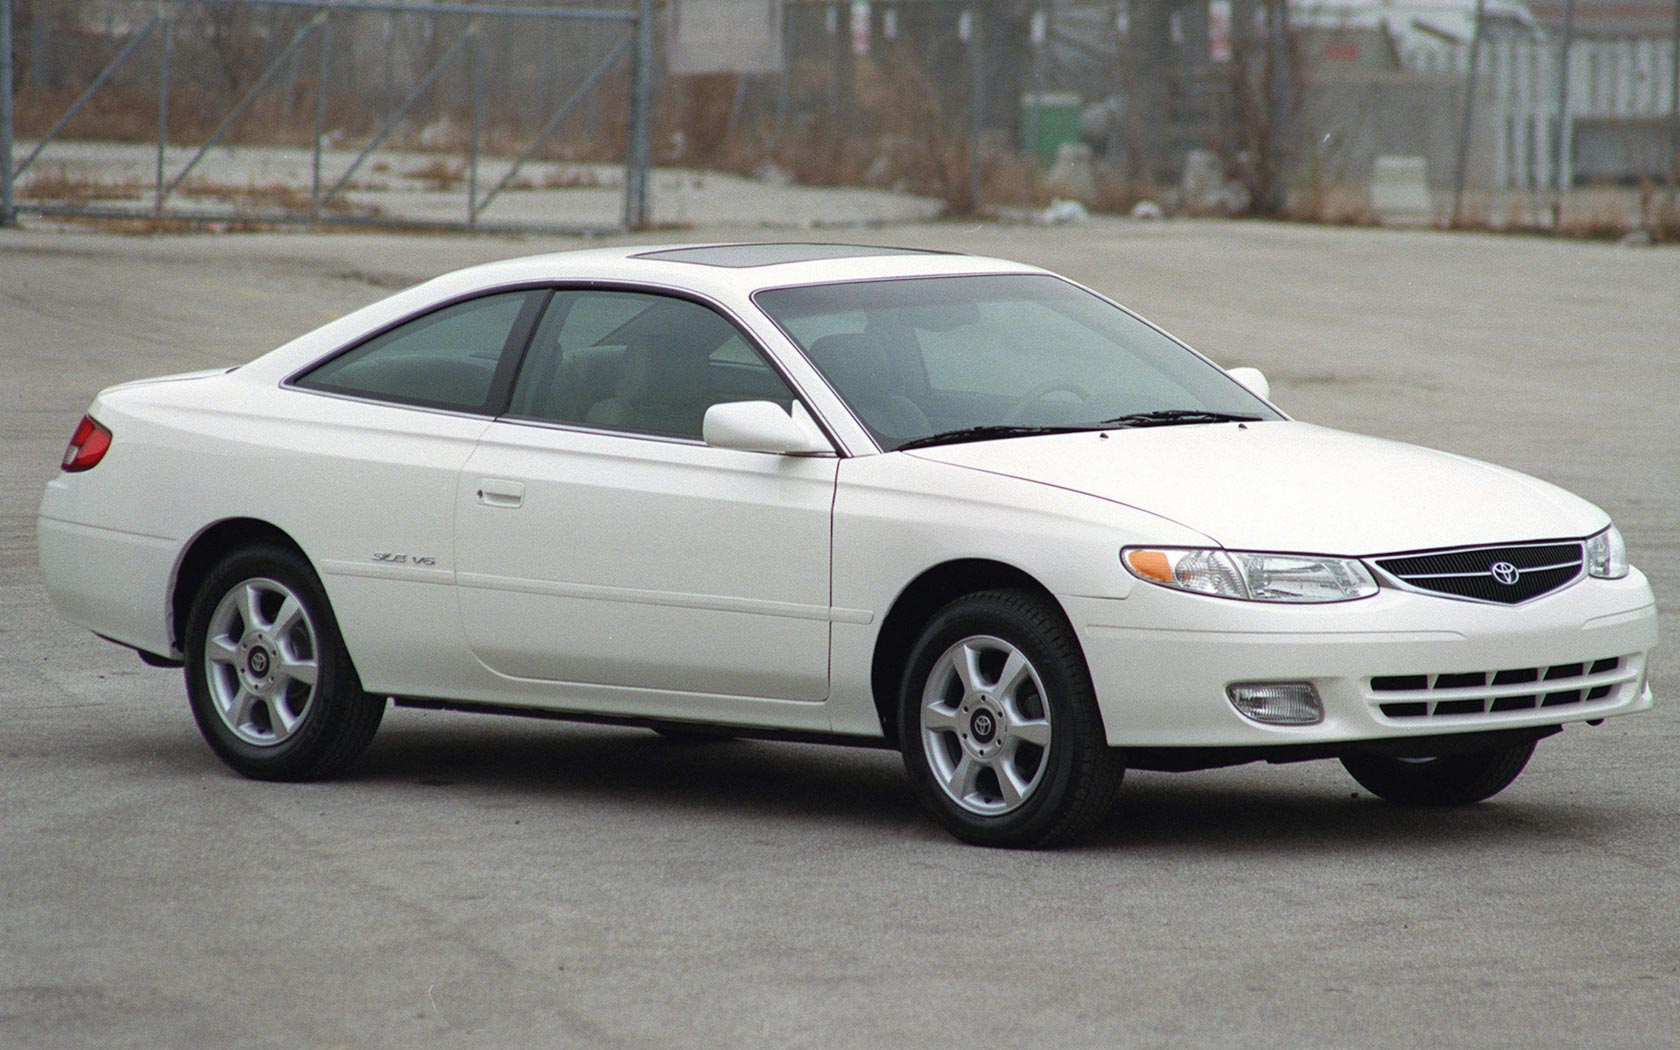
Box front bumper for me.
[1064,569,1657,749]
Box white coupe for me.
[38,243,1658,846]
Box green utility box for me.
[1021,92,1083,165]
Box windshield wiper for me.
[895,412,1263,450]
[895,424,1093,451]
[1097,410,1263,429]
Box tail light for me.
[62,415,113,472]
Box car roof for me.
[421,242,1047,302]
[630,243,951,268]
[237,243,1053,384]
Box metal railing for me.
[1,0,656,232]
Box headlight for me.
[1586,525,1629,579]
[1123,547,1378,603]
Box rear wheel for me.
[1341,739,1536,806]
[899,590,1122,848]
[183,545,383,781]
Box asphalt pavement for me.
[2,218,1676,1049]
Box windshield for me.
[754,273,1280,450]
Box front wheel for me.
[899,590,1123,848]
[183,545,384,781]
[1340,739,1536,806]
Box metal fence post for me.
[1026,6,1044,162]
[1266,0,1289,214]
[826,2,840,120]
[1550,0,1576,228]
[775,1,791,143]
[623,13,640,229]
[2,0,16,228]
[1669,0,1679,213]
[312,14,331,219]
[1452,0,1489,226]
[624,0,654,229]
[156,16,172,214]
[639,0,656,227]
[27,0,39,90]
[469,29,481,229]
[969,7,983,213]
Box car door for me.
[454,288,837,703]
[283,287,547,699]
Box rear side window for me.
[295,291,540,412]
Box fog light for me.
[1227,682,1324,725]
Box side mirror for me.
[703,401,831,455]
[1226,366,1271,403]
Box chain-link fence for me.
[638,0,1678,232]
[5,0,1679,234]
[2,0,655,231]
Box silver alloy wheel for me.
[919,634,1053,816]
[202,577,320,747]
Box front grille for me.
[1369,656,1630,719]
[1373,541,1584,604]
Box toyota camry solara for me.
[38,242,1658,846]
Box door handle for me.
[475,478,525,509]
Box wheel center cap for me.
[246,646,272,679]
[970,708,998,744]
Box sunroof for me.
[634,243,948,268]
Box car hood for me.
[905,421,1607,554]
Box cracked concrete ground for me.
[2,218,1676,1049]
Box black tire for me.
[1341,739,1536,806]
[898,589,1123,848]
[183,544,384,781]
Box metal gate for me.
[1,0,656,232]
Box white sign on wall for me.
[669,0,785,75]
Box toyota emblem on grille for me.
[1490,561,1521,585]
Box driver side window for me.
[507,291,796,440]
